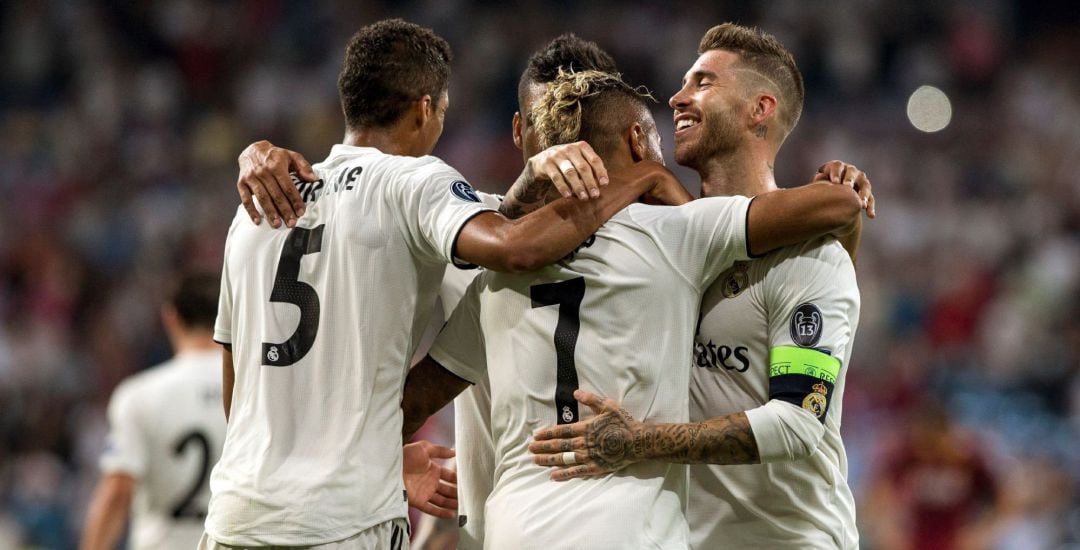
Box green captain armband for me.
[768,346,842,423]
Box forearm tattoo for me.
[633,413,760,465]
[500,174,548,219]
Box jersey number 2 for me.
[530,277,585,425]
[263,225,325,366]
[171,431,211,519]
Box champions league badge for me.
[790,303,823,348]
[801,382,829,418]
[450,180,482,203]
[721,262,750,298]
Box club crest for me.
[790,303,823,348]
[720,262,750,298]
[561,405,575,423]
[802,382,829,418]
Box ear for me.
[161,304,181,335]
[628,123,647,162]
[414,94,434,129]
[512,111,523,150]
[749,92,778,129]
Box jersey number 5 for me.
[263,225,325,366]
[530,277,585,425]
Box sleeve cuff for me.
[745,400,825,463]
[429,343,482,385]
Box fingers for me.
[531,421,587,443]
[439,466,458,484]
[529,436,588,457]
[550,463,607,482]
[435,478,457,500]
[415,500,457,519]
[556,156,589,200]
[247,170,286,228]
[261,154,300,227]
[818,160,844,184]
[533,142,608,200]
[572,389,607,414]
[288,150,317,182]
[238,180,262,225]
[532,449,587,467]
[424,443,456,460]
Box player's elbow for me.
[752,401,827,463]
[823,187,861,233]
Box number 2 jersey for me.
[430,197,751,550]
[99,350,225,550]
[687,236,860,549]
[210,145,494,546]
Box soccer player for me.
[400,68,864,549]
[81,273,225,550]
[234,34,627,550]
[529,23,869,549]
[205,19,680,550]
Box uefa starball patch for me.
[450,180,481,203]
[789,302,823,348]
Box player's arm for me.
[457,159,682,273]
[745,181,863,257]
[401,354,471,440]
[222,346,234,421]
[529,390,759,479]
[236,141,315,228]
[80,473,135,550]
[499,142,692,219]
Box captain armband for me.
[768,346,841,424]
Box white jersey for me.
[434,192,501,550]
[687,237,860,549]
[210,145,493,546]
[431,197,752,550]
[99,350,225,550]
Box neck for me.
[344,127,418,157]
[171,330,219,355]
[697,142,777,199]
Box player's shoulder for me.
[765,236,854,273]
[109,357,179,410]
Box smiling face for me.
[668,50,750,170]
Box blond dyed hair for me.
[533,69,654,151]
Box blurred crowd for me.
[1,1,1077,548]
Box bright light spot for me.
[907,85,952,133]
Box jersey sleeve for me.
[213,211,243,346]
[99,381,149,478]
[654,196,752,289]
[390,160,496,267]
[428,277,488,384]
[747,240,859,461]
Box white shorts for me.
[197,519,409,550]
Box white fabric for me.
[410,192,501,550]
[430,197,751,550]
[210,145,493,546]
[100,350,225,550]
[197,518,409,550]
[687,237,860,549]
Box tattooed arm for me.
[528,389,760,480]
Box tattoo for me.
[583,408,637,472]
[500,174,548,219]
[635,413,759,465]
[754,125,767,139]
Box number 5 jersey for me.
[210,145,494,546]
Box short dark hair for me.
[534,70,653,159]
[171,273,220,331]
[699,23,805,136]
[338,19,453,130]
[518,33,618,108]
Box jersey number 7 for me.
[263,225,325,367]
[530,277,585,425]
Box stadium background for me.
[0,0,1077,548]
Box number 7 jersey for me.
[210,145,494,546]
[430,197,751,550]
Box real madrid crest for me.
[721,262,750,298]
[801,382,829,418]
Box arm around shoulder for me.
[746,183,861,257]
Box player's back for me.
[101,350,224,550]
[432,197,751,550]
[209,145,491,546]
